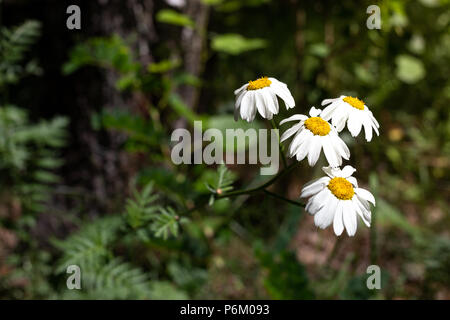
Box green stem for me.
[217,161,297,199]
[263,189,304,207]
[271,118,288,168]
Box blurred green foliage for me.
[156,9,195,28]
[211,34,267,55]
[0,20,42,90]
[0,20,68,299]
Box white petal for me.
[235,91,246,109]
[355,197,372,223]
[307,136,322,166]
[320,104,339,121]
[362,115,373,142]
[353,197,370,227]
[332,108,349,132]
[289,128,309,156]
[300,179,326,198]
[280,114,308,125]
[372,121,380,136]
[347,176,358,188]
[368,110,380,136]
[355,188,376,205]
[234,92,246,121]
[272,84,295,109]
[294,132,312,161]
[267,77,283,86]
[340,165,356,178]
[309,106,322,117]
[240,92,255,122]
[322,136,340,167]
[262,88,277,115]
[234,83,248,95]
[302,176,330,191]
[255,92,268,119]
[269,88,280,114]
[239,94,250,121]
[347,112,363,137]
[280,123,302,143]
[333,201,344,236]
[357,194,371,212]
[301,176,330,198]
[342,200,357,236]
[314,192,336,229]
[306,188,329,214]
[321,97,340,107]
[368,110,379,128]
[322,166,341,178]
[287,128,304,155]
[332,134,350,160]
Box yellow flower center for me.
[247,77,272,90]
[328,177,354,200]
[343,96,365,110]
[304,117,331,136]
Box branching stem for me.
[216,162,302,208]
[263,189,305,207]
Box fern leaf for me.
[150,207,186,240]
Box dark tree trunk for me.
[2,0,210,224]
[1,0,159,218]
[178,0,210,111]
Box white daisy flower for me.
[234,76,295,122]
[321,95,380,142]
[280,107,350,167]
[300,165,375,237]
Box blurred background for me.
[0,0,449,299]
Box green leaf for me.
[62,36,139,75]
[205,163,237,204]
[211,34,266,55]
[168,93,203,124]
[395,54,425,84]
[62,258,153,299]
[148,59,181,73]
[52,216,122,273]
[150,207,188,240]
[125,182,160,229]
[0,20,42,88]
[309,43,329,58]
[201,0,224,5]
[156,9,195,28]
[206,163,236,191]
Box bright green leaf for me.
[395,54,425,84]
[156,9,194,28]
[211,34,266,55]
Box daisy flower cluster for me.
[234,76,379,236]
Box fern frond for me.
[0,20,41,63]
[0,106,67,212]
[59,258,153,300]
[124,182,160,229]
[0,20,42,87]
[53,216,122,273]
[150,207,187,240]
[206,163,237,205]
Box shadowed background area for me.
[0,0,449,299]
